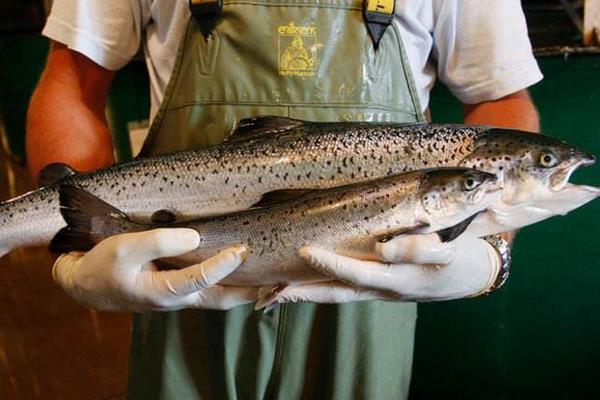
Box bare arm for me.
[462,89,540,132]
[26,41,117,180]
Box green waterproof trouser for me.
[129,1,424,399]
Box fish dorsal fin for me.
[436,212,481,243]
[151,209,178,224]
[251,189,317,208]
[37,163,77,186]
[228,116,304,142]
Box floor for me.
[0,146,130,399]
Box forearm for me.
[26,42,116,180]
[463,89,540,132]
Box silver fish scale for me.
[136,172,427,286]
[1,123,487,255]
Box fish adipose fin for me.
[435,212,481,243]
[251,189,318,208]
[37,163,77,186]
[228,116,304,142]
[50,185,134,254]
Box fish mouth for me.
[550,154,596,192]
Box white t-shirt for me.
[43,0,542,118]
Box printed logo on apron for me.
[277,22,318,77]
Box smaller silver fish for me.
[50,168,502,286]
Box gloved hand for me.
[259,233,502,307]
[53,228,258,311]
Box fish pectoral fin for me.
[375,222,430,243]
[151,209,178,224]
[228,116,304,142]
[435,212,481,243]
[251,189,318,208]
[37,162,77,186]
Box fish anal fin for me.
[151,209,178,224]
[436,212,480,243]
[228,116,304,142]
[37,163,77,186]
[251,189,317,208]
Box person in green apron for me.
[28,1,541,398]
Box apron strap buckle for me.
[189,0,223,38]
[363,0,395,49]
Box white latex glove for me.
[53,228,258,311]
[260,233,501,307]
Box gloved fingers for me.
[156,245,247,295]
[375,233,454,265]
[255,281,382,309]
[299,246,401,292]
[110,228,200,268]
[168,285,259,310]
[52,252,85,287]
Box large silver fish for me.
[50,168,502,285]
[1,117,597,256]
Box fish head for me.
[460,128,600,234]
[417,168,503,229]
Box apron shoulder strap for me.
[362,0,395,49]
[189,0,223,37]
[190,0,394,49]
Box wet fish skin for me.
[1,118,596,256]
[52,168,501,286]
[0,122,484,256]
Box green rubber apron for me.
[129,1,424,399]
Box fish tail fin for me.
[50,185,137,253]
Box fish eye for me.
[463,176,481,191]
[539,152,558,168]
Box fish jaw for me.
[420,181,503,233]
[550,155,596,191]
[467,183,600,236]
[526,183,600,217]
